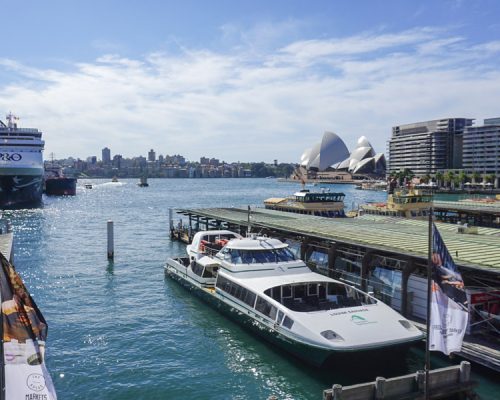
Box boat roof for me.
[227,271,336,292]
[225,236,287,250]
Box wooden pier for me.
[323,361,477,400]
[170,207,500,372]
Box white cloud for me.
[0,26,499,162]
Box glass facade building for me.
[463,118,500,175]
[388,118,473,175]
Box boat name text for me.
[0,153,22,161]
[329,308,369,317]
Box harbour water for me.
[3,179,498,399]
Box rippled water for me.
[2,179,498,399]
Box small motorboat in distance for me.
[137,175,149,187]
[84,183,93,189]
[165,230,423,367]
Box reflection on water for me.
[2,179,497,399]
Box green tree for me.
[458,171,468,189]
[443,170,455,189]
[472,171,481,183]
[435,171,443,188]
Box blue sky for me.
[1,0,500,162]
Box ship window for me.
[216,275,256,307]
[228,248,296,264]
[282,316,294,329]
[202,265,218,278]
[191,262,204,277]
[277,310,285,324]
[308,284,318,296]
[293,285,306,299]
[282,285,292,298]
[255,296,277,320]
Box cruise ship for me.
[165,230,423,366]
[0,113,45,208]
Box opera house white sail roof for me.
[300,133,386,175]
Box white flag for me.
[429,223,469,355]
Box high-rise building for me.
[462,118,500,176]
[148,149,156,162]
[102,147,111,165]
[388,118,473,176]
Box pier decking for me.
[434,199,500,227]
[176,207,500,272]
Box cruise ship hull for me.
[164,262,416,367]
[0,174,44,208]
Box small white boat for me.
[165,230,423,366]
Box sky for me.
[1,0,500,163]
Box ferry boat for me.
[264,189,345,217]
[164,230,423,366]
[355,180,387,191]
[0,113,44,208]
[359,189,432,219]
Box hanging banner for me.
[0,253,57,399]
[429,223,469,355]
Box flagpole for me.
[0,259,5,400]
[425,206,433,400]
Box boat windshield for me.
[218,247,297,264]
[264,281,376,312]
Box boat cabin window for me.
[264,282,376,313]
[216,275,256,307]
[277,310,285,324]
[219,247,297,264]
[191,262,205,277]
[282,316,294,329]
[255,296,278,320]
[191,262,218,278]
[282,285,292,298]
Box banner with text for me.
[0,253,57,400]
[429,223,469,355]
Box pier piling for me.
[107,220,114,260]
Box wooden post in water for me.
[107,220,114,260]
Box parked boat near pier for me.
[165,230,423,366]
[264,189,346,217]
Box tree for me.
[458,171,468,189]
[443,171,454,189]
[435,171,443,188]
[472,171,481,183]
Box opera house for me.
[300,131,386,177]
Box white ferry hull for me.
[164,259,418,367]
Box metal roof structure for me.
[178,207,500,273]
